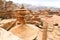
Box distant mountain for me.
[17,3,60,11]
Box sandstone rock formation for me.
[9,24,39,40]
[0,27,22,40]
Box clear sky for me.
[6,0,60,8]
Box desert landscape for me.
[0,0,60,40]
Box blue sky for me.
[6,0,60,8]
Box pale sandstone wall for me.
[0,27,22,40]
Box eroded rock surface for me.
[9,24,39,40]
[0,27,22,40]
